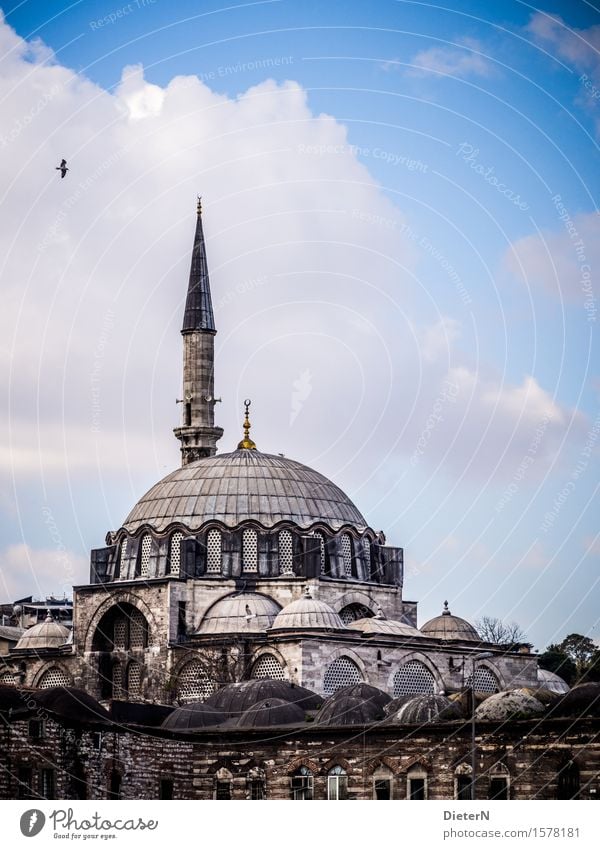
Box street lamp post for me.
[470,651,494,801]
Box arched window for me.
[242,528,258,572]
[341,534,353,577]
[113,616,128,650]
[251,653,286,680]
[488,764,509,800]
[373,765,393,800]
[37,667,71,689]
[0,671,15,686]
[92,603,149,653]
[407,765,427,800]
[247,767,266,800]
[139,534,151,578]
[206,529,222,573]
[279,530,294,574]
[112,661,123,699]
[327,765,348,800]
[465,667,499,693]
[169,531,183,576]
[214,767,232,800]
[176,659,215,703]
[290,765,313,800]
[393,661,435,696]
[118,538,128,579]
[455,763,472,800]
[362,538,372,579]
[126,661,141,700]
[323,656,362,695]
[339,603,374,624]
[309,532,328,575]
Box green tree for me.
[538,645,577,686]
[558,633,596,676]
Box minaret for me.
[173,198,223,465]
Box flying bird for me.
[56,159,69,178]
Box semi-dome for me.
[388,694,463,724]
[235,698,306,728]
[122,449,367,533]
[474,690,545,721]
[347,617,422,638]
[420,602,481,642]
[270,589,345,631]
[14,614,70,651]
[162,702,224,730]
[537,668,569,694]
[204,679,322,715]
[196,592,281,635]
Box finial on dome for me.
[45,611,53,622]
[197,195,202,216]
[237,398,257,450]
[303,585,313,599]
[443,600,450,616]
[375,604,385,620]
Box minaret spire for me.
[174,200,223,465]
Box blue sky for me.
[0,0,598,651]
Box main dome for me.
[122,449,367,533]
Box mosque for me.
[2,201,546,704]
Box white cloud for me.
[527,13,600,81]
[421,317,461,363]
[0,543,87,600]
[406,37,494,79]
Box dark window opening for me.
[290,769,313,800]
[489,777,508,800]
[556,762,580,800]
[215,781,231,800]
[159,779,174,800]
[71,761,87,800]
[408,777,425,800]
[184,402,191,427]
[92,732,102,751]
[40,769,55,799]
[456,775,472,800]
[28,719,44,740]
[108,771,122,800]
[374,779,391,800]
[177,602,187,638]
[249,780,265,800]
[17,767,33,799]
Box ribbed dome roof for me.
[474,690,545,721]
[537,668,569,694]
[196,593,280,635]
[235,698,306,728]
[314,692,386,726]
[347,617,422,638]
[31,687,110,723]
[270,589,345,631]
[122,450,367,533]
[15,615,70,651]
[162,702,224,730]
[420,602,481,642]
[204,679,322,715]
[389,694,463,724]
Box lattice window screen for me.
[0,672,15,686]
[465,668,499,693]
[251,653,286,680]
[169,531,183,576]
[339,603,373,624]
[177,660,216,703]
[38,668,71,689]
[279,530,294,574]
[393,661,435,696]
[140,535,151,578]
[323,656,362,695]
[242,528,258,572]
[309,532,326,573]
[129,609,146,649]
[363,539,371,576]
[114,618,128,650]
[127,662,141,699]
[341,534,353,577]
[206,529,222,573]
[112,662,123,699]
[118,538,128,579]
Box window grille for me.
[177,660,215,703]
[251,653,286,680]
[309,532,326,573]
[407,772,426,800]
[393,661,435,696]
[291,766,314,800]
[242,528,258,572]
[215,781,231,800]
[0,672,15,686]
[118,538,128,579]
[129,609,146,649]
[140,534,151,578]
[112,662,123,699]
[341,534,353,577]
[169,531,183,576]
[206,529,222,573]
[114,618,128,650]
[38,667,71,689]
[339,603,374,624]
[465,668,499,693]
[363,539,372,577]
[279,529,294,574]
[323,656,362,695]
[327,765,348,800]
[127,662,141,700]
[249,779,265,800]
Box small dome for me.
[474,690,545,721]
[270,588,345,631]
[32,687,110,723]
[14,615,70,651]
[236,698,306,728]
[420,602,480,642]
[331,683,392,711]
[389,694,463,724]
[552,682,600,718]
[162,702,224,730]
[314,691,386,726]
[205,679,322,715]
[196,593,281,635]
[384,694,416,716]
[347,617,421,638]
[537,668,569,694]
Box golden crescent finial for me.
[237,398,257,450]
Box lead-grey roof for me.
[196,592,281,635]
[182,208,215,333]
[122,449,367,533]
